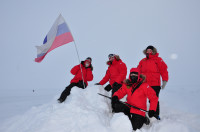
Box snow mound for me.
[0,86,109,132]
[0,85,199,132]
[110,113,132,132]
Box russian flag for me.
[35,14,74,62]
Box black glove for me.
[148,110,156,118]
[111,96,119,111]
[95,83,101,85]
[104,84,112,92]
[112,102,125,113]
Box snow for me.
[1,0,200,131]
[110,113,132,132]
[0,85,199,132]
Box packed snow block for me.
[110,113,132,132]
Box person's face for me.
[109,56,115,62]
[146,49,153,54]
[85,61,90,67]
[130,73,138,83]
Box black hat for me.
[108,54,115,58]
[86,57,92,62]
[146,45,154,50]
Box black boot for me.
[57,98,64,103]
[144,116,150,125]
[57,83,76,103]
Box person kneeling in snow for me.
[112,68,158,131]
[58,57,93,103]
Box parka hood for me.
[129,68,141,81]
[143,46,158,55]
[124,68,146,86]
[106,55,121,65]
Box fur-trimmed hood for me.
[114,55,120,61]
[124,74,146,86]
[106,55,121,65]
[140,74,146,82]
[143,47,158,55]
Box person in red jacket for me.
[96,54,127,95]
[137,45,169,116]
[95,54,127,111]
[58,57,93,103]
[112,68,158,131]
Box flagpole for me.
[61,14,85,88]
[73,41,86,89]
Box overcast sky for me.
[0,0,200,93]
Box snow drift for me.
[0,85,199,132]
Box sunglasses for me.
[108,54,114,58]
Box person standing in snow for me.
[137,45,169,117]
[112,68,158,131]
[58,57,93,103]
[95,54,127,110]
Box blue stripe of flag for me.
[56,23,70,36]
[43,36,47,44]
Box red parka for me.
[138,53,168,86]
[70,62,93,86]
[99,56,127,86]
[113,68,158,117]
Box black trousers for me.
[58,81,86,101]
[111,83,122,111]
[130,113,145,131]
[151,86,161,115]
[113,102,131,118]
[111,83,122,96]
